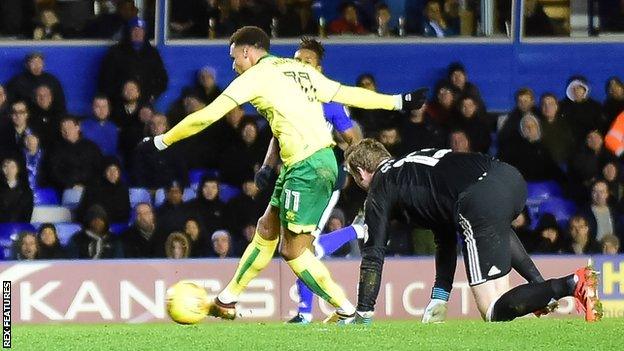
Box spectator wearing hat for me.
[167,65,223,126]
[0,158,33,223]
[156,180,192,236]
[498,113,564,182]
[603,77,624,125]
[14,231,38,260]
[7,52,66,114]
[81,94,119,157]
[48,116,103,192]
[187,174,226,234]
[132,113,187,190]
[98,17,168,103]
[560,76,606,143]
[211,229,232,258]
[37,223,65,259]
[122,203,164,258]
[67,204,123,259]
[76,157,130,224]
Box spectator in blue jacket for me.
[81,94,119,157]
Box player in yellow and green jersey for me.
[138,26,428,322]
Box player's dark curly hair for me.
[299,37,325,63]
[230,26,270,51]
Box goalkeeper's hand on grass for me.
[421,299,448,323]
[400,88,429,112]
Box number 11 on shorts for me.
[284,189,301,212]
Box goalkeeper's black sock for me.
[510,230,544,283]
[490,275,575,321]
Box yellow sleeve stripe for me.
[332,85,397,111]
[162,94,238,146]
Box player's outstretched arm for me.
[331,85,429,112]
[150,94,238,149]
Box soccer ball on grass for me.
[166,281,209,324]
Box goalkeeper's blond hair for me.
[345,138,391,174]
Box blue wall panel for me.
[0,42,622,117]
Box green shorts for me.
[270,148,338,234]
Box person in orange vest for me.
[605,110,624,157]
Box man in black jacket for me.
[48,117,103,191]
[98,17,168,103]
[122,203,164,258]
[7,52,66,112]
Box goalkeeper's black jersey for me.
[364,149,495,239]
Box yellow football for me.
[166,281,209,324]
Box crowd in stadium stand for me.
[2,3,624,261]
[7,0,620,40]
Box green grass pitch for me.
[13,319,624,351]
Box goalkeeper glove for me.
[422,299,448,323]
[254,165,275,191]
[401,88,429,112]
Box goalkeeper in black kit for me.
[341,139,602,324]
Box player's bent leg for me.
[470,277,505,320]
[281,228,356,318]
[212,205,280,318]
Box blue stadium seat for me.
[183,187,196,202]
[526,181,563,205]
[110,223,129,236]
[30,206,73,223]
[0,223,36,259]
[219,183,241,203]
[52,223,81,246]
[129,188,152,208]
[33,188,60,205]
[537,197,578,228]
[61,188,84,209]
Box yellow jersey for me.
[161,54,398,166]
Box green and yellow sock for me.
[287,249,355,315]
[219,232,278,303]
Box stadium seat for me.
[110,223,129,236]
[52,223,81,246]
[537,197,578,228]
[33,188,60,205]
[0,223,36,259]
[129,188,152,208]
[219,183,241,203]
[154,187,196,207]
[526,181,563,205]
[31,206,72,223]
[61,188,84,209]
